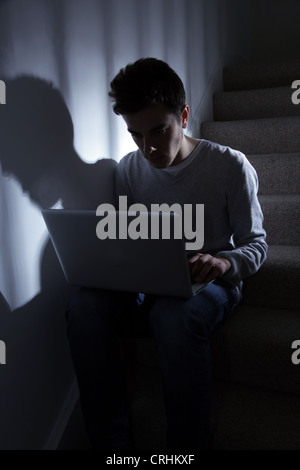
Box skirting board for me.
[43,379,79,450]
[187,54,244,139]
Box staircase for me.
[200,58,300,450]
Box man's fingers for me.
[189,254,202,263]
[202,265,217,283]
[189,253,231,282]
[196,263,217,283]
[189,254,221,282]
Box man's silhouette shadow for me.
[0,76,117,449]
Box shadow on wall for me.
[0,76,117,449]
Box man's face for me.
[122,103,189,168]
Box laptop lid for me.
[42,209,206,298]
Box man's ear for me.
[181,105,189,129]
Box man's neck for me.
[172,135,200,166]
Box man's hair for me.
[108,57,186,117]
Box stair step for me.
[213,86,300,121]
[247,153,300,195]
[242,245,300,311]
[200,116,300,154]
[211,380,300,450]
[131,362,300,450]
[223,58,300,91]
[211,304,300,395]
[259,195,300,245]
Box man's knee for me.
[148,293,222,340]
[148,296,198,344]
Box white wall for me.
[0,0,250,449]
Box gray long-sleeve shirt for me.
[115,138,268,289]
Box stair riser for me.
[201,117,300,154]
[214,87,300,121]
[242,260,300,311]
[247,154,300,195]
[223,59,300,91]
[242,245,300,311]
[259,197,300,245]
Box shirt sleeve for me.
[216,155,268,285]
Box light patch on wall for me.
[0,340,6,365]
[113,114,138,162]
[70,91,137,163]
[0,80,6,104]
[0,173,49,311]
[68,78,111,163]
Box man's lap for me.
[66,279,239,339]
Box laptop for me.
[42,209,209,298]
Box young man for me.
[66,58,267,451]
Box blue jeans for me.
[65,280,239,451]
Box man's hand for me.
[188,253,231,283]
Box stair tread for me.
[259,194,300,201]
[247,152,300,157]
[202,114,300,127]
